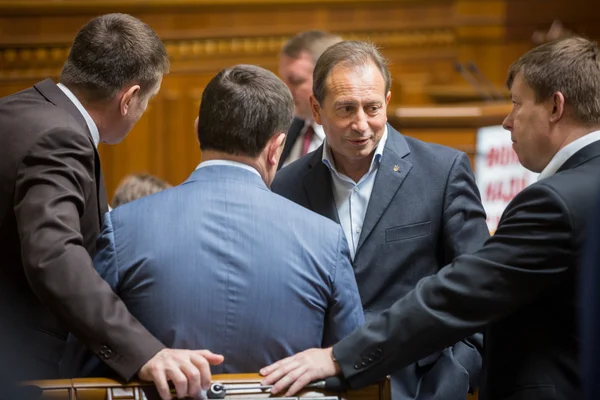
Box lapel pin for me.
[393,165,400,172]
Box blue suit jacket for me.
[272,125,489,400]
[63,165,364,376]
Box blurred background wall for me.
[1,0,599,197]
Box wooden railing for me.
[25,374,391,400]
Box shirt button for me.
[353,186,359,192]
[355,228,361,234]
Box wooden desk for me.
[25,374,391,400]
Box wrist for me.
[329,347,341,375]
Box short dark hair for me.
[60,13,169,103]
[506,36,600,125]
[197,64,294,157]
[281,30,343,64]
[112,173,171,207]
[313,41,392,104]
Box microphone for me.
[467,62,506,101]
[454,61,495,102]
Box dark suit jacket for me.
[278,117,305,170]
[332,140,600,400]
[272,125,490,400]
[0,79,163,380]
[582,184,600,400]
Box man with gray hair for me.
[66,64,364,387]
[278,30,342,168]
[268,40,489,400]
[263,36,600,400]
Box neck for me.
[331,150,374,183]
[67,86,108,142]
[201,150,267,184]
[555,123,600,151]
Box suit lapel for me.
[302,147,340,223]
[556,139,600,173]
[94,150,109,219]
[34,79,109,222]
[356,125,412,254]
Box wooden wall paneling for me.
[7,0,595,196]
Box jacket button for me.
[375,348,383,356]
[354,362,361,370]
[361,360,368,367]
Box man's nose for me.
[352,109,369,132]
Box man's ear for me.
[310,95,322,125]
[550,91,565,123]
[268,132,286,166]
[120,85,141,116]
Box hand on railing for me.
[138,348,224,399]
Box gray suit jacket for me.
[64,164,364,376]
[332,140,600,400]
[272,125,489,400]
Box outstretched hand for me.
[259,347,340,396]
[138,348,224,399]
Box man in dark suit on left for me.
[0,13,223,400]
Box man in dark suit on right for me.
[262,36,600,400]
[582,190,600,400]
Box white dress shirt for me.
[282,121,326,167]
[57,83,100,147]
[322,126,388,260]
[538,130,600,180]
[196,159,262,178]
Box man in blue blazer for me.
[64,64,364,379]
[271,41,489,400]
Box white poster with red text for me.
[475,125,538,233]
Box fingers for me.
[167,367,188,399]
[196,349,224,365]
[138,348,224,399]
[260,348,338,396]
[285,369,315,397]
[260,357,296,385]
[190,352,213,391]
[275,362,308,395]
[147,364,171,400]
[179,361,202,397]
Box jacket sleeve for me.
[439,151,490,390]
[332,182,573,389]
[14,127,164,380]
[323,227,365,347]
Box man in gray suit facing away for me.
[268,40,489,400]
[63,64,364,379]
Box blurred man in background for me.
[278,30,342,168]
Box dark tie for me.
[302,125,315,156]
